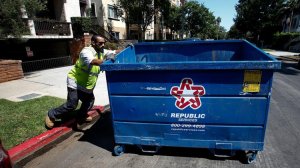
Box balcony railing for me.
[33,19,71,36]
[90,17,119,43]
[71,17,119,43]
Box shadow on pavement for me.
[78,112,247,164]
[277,62,300,75]
[77,112,115,152]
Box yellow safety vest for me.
[68,47,103,90]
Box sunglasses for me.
[95,41,106,45]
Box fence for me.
[22,56,72,72]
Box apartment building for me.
[101,0,126,40]
[1,0,86,72]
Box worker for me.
[45,34,120,129]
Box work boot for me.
[85,116,93,122]
[76,116,93,125]
[45,115,55,129]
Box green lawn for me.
[0,96,66,149]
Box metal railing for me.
[22,56,72,72]
[90,17,119,43]
[33,19,71,36]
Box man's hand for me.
[105,52,116,62]
[90,59,103,65]
[126,43,134,48]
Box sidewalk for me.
[0,66,110,163]
[266,50,300,57]
[0,66,109,105]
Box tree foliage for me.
[0,0,46,38]
[23,0,47,18]
[114,0,222,40]
[164,5,181,38]
[0,0,26,38]
[154,0,171,39]
[232,0,287,45]
[179,1,218,39]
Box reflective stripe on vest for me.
[74,64,99,76]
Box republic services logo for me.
[170,78,206,110]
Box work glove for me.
[126,43,134,48]
[105,52,116,63]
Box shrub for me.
[71,17,94,38]
[272,32,300,50]
[104,42,118,50]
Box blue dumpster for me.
[100,40,281,163]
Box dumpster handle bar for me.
[137,145,161,154]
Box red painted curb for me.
[8,105,105,163]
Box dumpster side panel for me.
[110,96,268,125]
[106,69,271,151]
[106,70,273,96]
[113,122,264,150]
[102,40,280,153]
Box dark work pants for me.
[48,87,95,120]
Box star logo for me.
[170,78,205,110]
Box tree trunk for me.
[289,10,294,32]
[126,22,130,39]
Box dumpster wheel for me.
[113,144,125,156]
[245,151,258,164]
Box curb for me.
[7,105,107,163]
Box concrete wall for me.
[64,0,81,22]
[90,0,105,27]
[102,0,126,39]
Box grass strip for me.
[0,96,66,149]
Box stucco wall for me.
[102,0,126,39]
[64,0,81,22]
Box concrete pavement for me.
[0,66,109,105]
[266,50,300,57]
[0,66,110,163]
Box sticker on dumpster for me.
[170,78,205,110]
[243,70,262,93]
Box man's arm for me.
[90,59,104,65]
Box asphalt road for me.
[23,62,300,168]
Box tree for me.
[280,0,300,32]
[154,0,171,39]
[0,0,27,38]
[234,0,285,45]
[216,17,221,39]
[227,24,243,39]
[23,0,47,18]
[164,5,181,40]
[0,0,46,38]
[114,0,156,40]
[181,1,217,39]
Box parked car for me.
[0,139,12,168]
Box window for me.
[91,3,96,17]
[111,32,120,40]
[108,5,118,20]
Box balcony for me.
[23,19,73,39]
[34,19,71,36]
